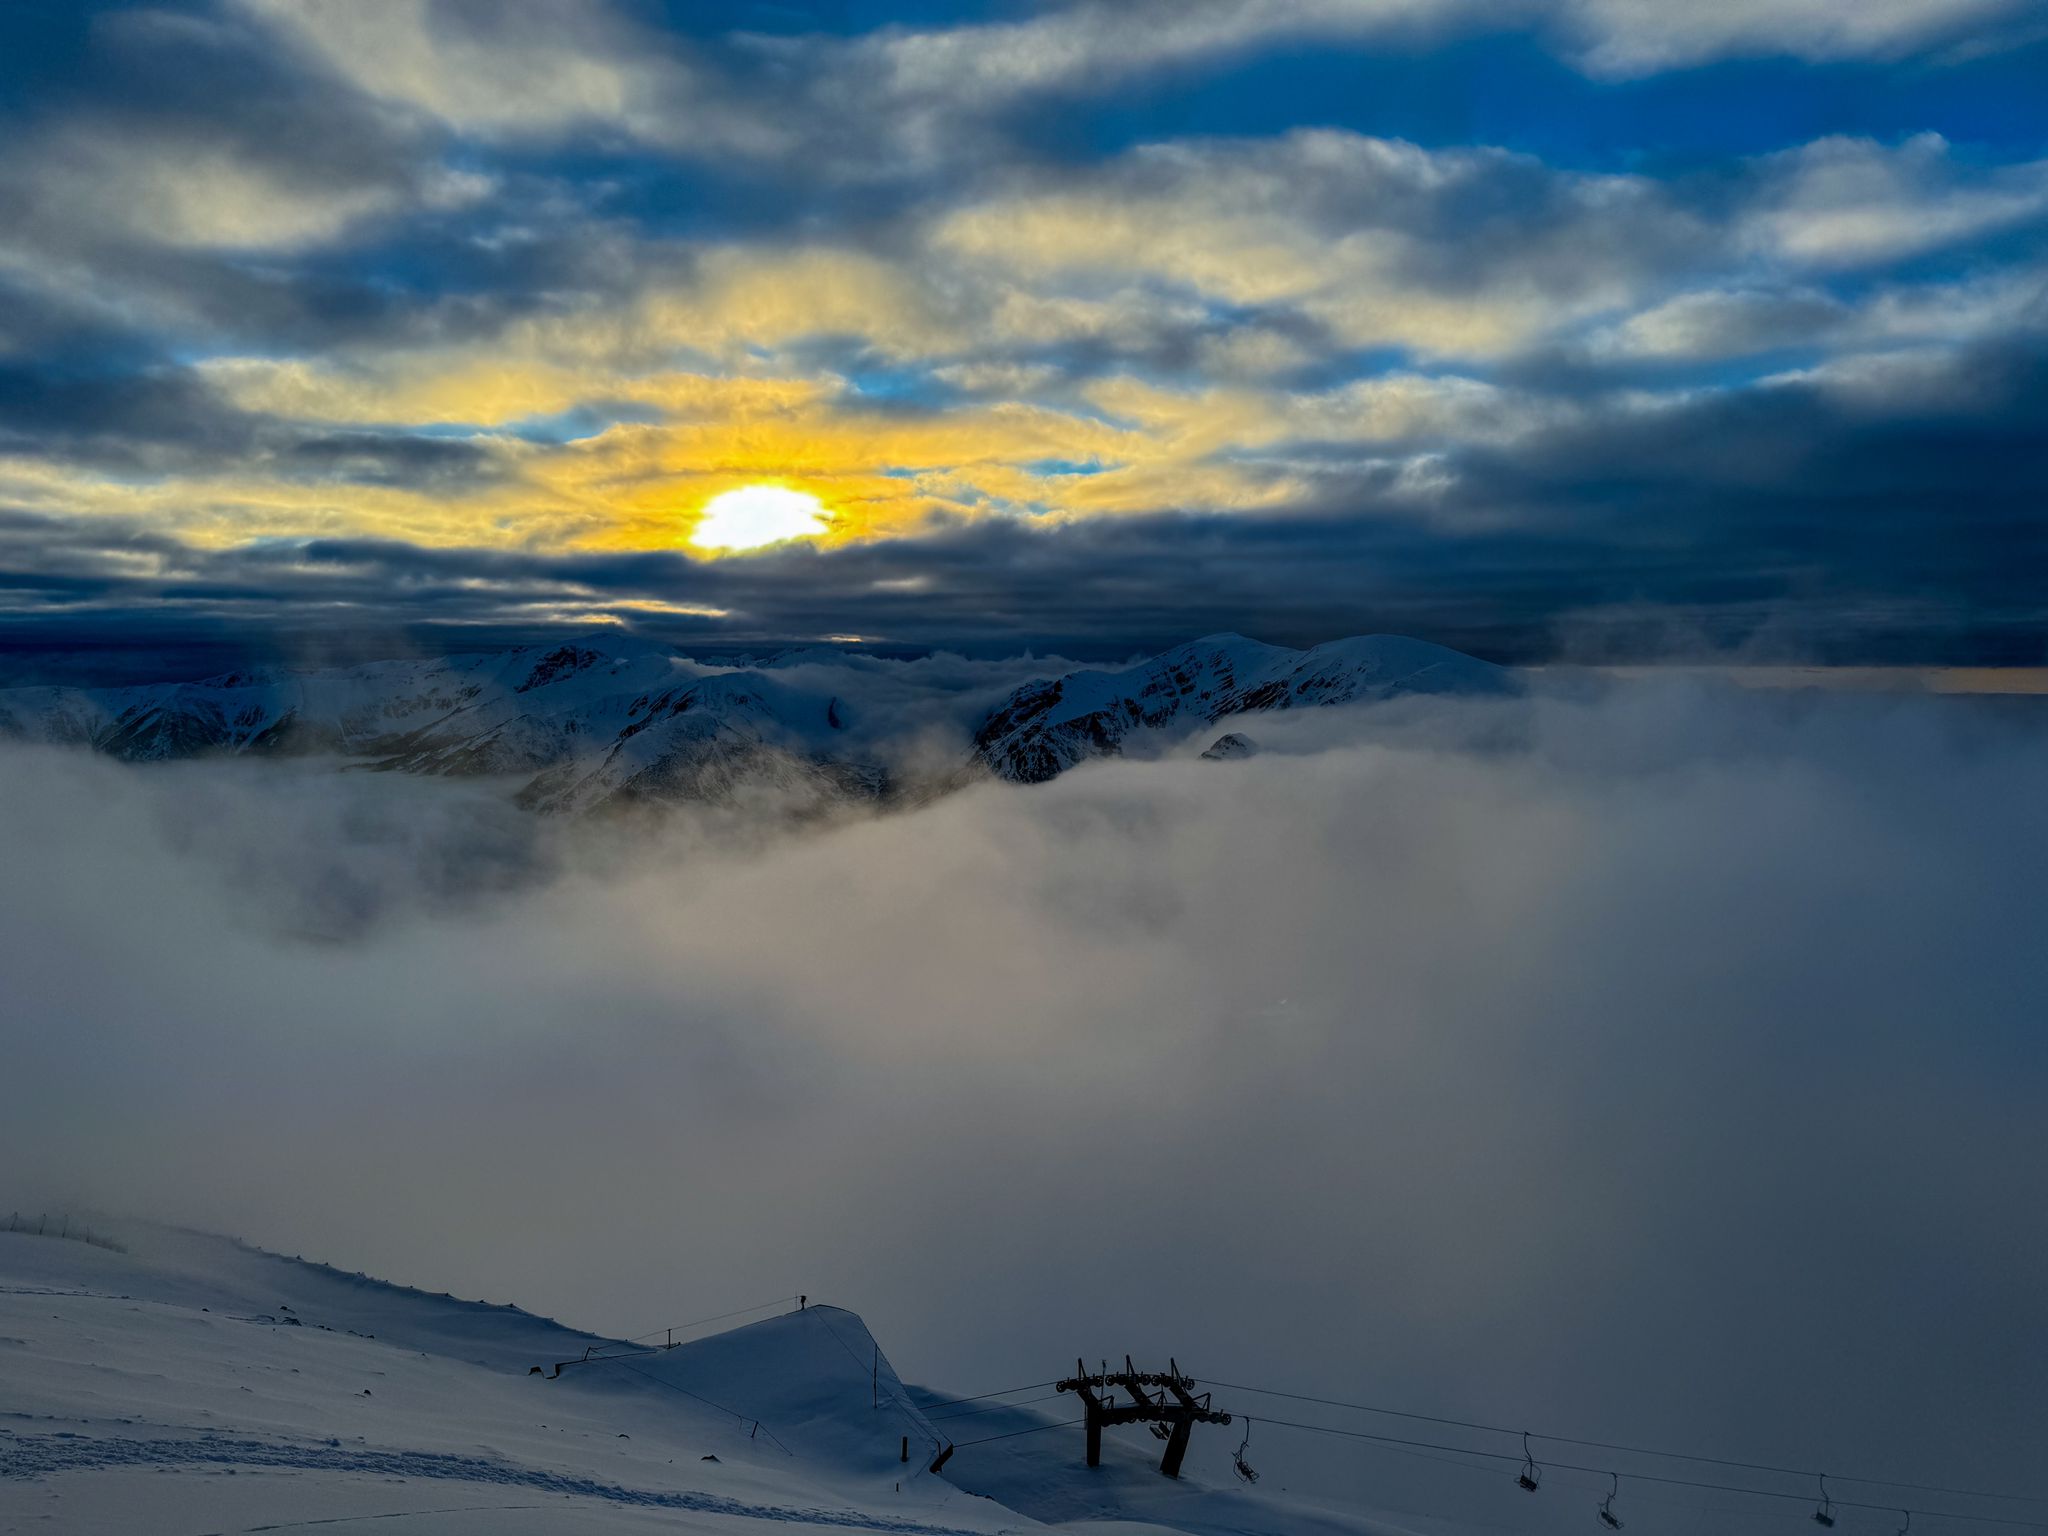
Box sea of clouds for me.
[3,676,2043,1520]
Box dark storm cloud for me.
[0,365,256,461]
[0,2,516,359]
[0,22,421,247]
[281,431,507,488]
[0,359,509,491]
[4,334,2044,671]
[1437,342,2048,655]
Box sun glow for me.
[691,484,831,551]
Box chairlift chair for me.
[1517,1432,1543,1493]
[1598,1472,1624,1530]
[1132,1387,1167,1441]
[1813,1475,1837,1528]
[1233,1419,1260,1485]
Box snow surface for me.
[1,1224,1416,1536]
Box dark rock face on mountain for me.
[972,633,1512,783]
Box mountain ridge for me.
[969,631,1514,783]
[0,632,1515,809]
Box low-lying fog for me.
[4,678,2044,1520]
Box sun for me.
[691,484,832,552]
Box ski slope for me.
[0,1224,1412,1536]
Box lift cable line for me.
[925,1392,1065,1423]
[606,1358,794,1457]
[1199,1378,2048,1510]
[1212,1411,2048,1532]
[950,1416,1087,1448]
[929,1372,2045,1533]
[921,1392,1064,1417]
[614,1295,803,1348]
[535,1295,806,1376]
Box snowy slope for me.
[971,635,1513,783]
[933,1390,1400,1536]
[511,671,891,817]
[0,1224,997,1535]
[1,1224,1426,1536]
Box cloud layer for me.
[0,2,2045,663]
[3,681,2044,1510]
[7,331,2045,668]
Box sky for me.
[2,0,2047,669]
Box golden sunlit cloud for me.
[691,484,832,551]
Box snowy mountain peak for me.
[972,632,1512,783]
[1202,731,1260,760]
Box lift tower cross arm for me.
[1056,1357,1232,1479]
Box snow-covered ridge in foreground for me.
[0,632,1515,811]
[1,1224,1405,1536]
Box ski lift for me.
[1517,1433,1543,1493]
[1896,1512,1912,1536]
[1598,1473,1624,1530]
[1132,1388,1167,1442]
[1233,1419,1260,1485]
[1813,1475,1837,1529]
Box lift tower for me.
[1056,1357,1232,1479]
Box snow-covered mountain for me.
[971,632,1514,783]
[0,632,1515,808]
[0,642,896,817]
